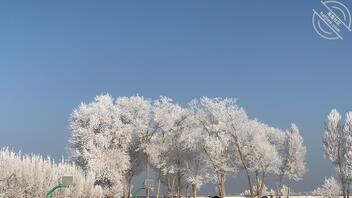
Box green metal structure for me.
[131,186,146,198]
[46,184,67,198]
[46,176,73,198]
[348,175,352,182]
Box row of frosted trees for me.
[69,95,307,198]
[0,148,103,197]
[1,94,351,197]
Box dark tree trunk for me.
[192,184,197,198]
[177,172,181,198]
[276,175,283,198]
[348,182,350,198]
[156,171,161,198]
[287,180,290,198]
[128,176,133,198]
[218,172,225,198]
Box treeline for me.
[69,95,307,198]
[2,95,350,198]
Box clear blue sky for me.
[1,0,352,195]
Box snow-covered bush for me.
[312,177,341,198]
[240,184,300,197]
[277,184,300,196]
[241,184,276,196]
[0,148,103,198]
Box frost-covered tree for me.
[276,124,306,198]
[267,128,287,197]
[234,120,280,198]
[190,97,284,198]
[190,97,246,198]
[0,148,103,197]
[183,135,210,198]
[145,134,167,198]
[116,95,154,198]
[147,97,191,198]
[116,95,155,150]
[69,94,132,197]
[182,110,210,198]
[312,177,341,198]
[323,109,351,197]
[182,149,209,198]
[286,124,306,196]
[344,112,352,198]
[123,137,144,198]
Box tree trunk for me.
[255,170,259,196]
[276,175,283,198]
[348,181,350,198]
[192,184,197,198]
[128,176,133,198]
[167,175,172,198]
[243,168,254,198]
[177,172,181,198]
[338,170,346,198]
[218,172,225,198]
[337,147,347,198]
[168,175,176,198]
[171,176,176,198]
[342,179,347,198]
[341,172,347,198]
[121,177,129,198]
[156,172,161,198]
[177,183,180,198]
[233,135,254,198]
[146,163,150,198]
[286,180,290,198]
[167,181,172,198]
[258,170,267,197]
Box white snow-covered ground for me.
[196,196,335,198]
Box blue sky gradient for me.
[1,0,352,195]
